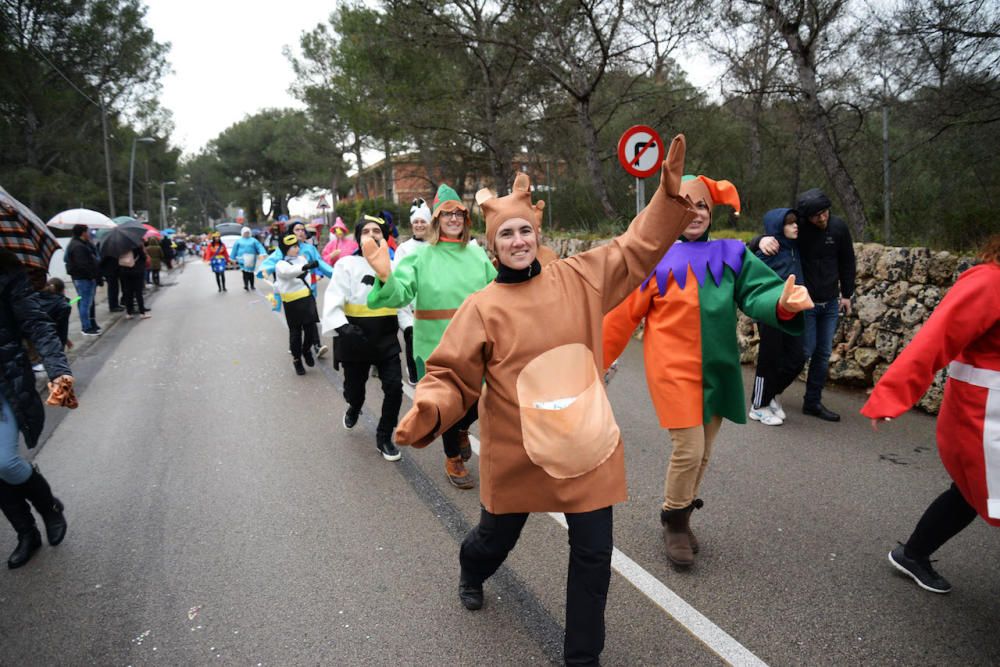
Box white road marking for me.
[401,384,768,666]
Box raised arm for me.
[562,135,695,312]
[367,249,420,310]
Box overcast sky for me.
[146,0,329,154]
[146,1,720,157]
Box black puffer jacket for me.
[0,254,72,448]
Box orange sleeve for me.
[602,282,655,369]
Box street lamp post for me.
[129,136,156,217]
[160,181,176,230]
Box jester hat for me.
[476,172,546,250]
[679,175,741,214]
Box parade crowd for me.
[1,135,998,667]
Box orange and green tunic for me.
[603,239,802,429]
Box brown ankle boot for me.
[445,456,475,489]
[687,499,704,554]
[660,506,694,566]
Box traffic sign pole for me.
[636,178,645,215]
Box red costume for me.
[861,263,1000,526]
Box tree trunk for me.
[353,136,365,200]
[383,138,394,202]
[777,15,869,237]
[743,97,765,221]
[575,98,617,220]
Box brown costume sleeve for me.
[560,152,694,313]
[395,298,490,447]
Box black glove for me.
[305,259,320,270]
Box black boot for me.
[0,480,42,569]
[21,466,67,546]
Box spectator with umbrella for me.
[101,221,149,319]
[64,224,102,336]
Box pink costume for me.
[321,218,358,266]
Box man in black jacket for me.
[756,189,856,421]
[64,224,101,335]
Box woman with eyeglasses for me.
[366,184,496,490]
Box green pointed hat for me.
[432,183,466,216]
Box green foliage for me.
[0,0,173,218]
[334,198,406,233]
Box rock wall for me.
[532,236,976,414]
[739,244,977,414]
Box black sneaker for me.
[302,347,315,367]
[888,545,952,593]
[458,579,484,610]
[293,359,306,376]
[377,436,402,462]
[803,402,840,422]
[343,406,361,429]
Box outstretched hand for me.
[778,275,814,313]
[395,401,440,449]
[362,237,391,281]
[658,134,687,198]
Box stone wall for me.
[738,243,977,414]
[534,236,976,414]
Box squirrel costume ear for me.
[476,188,495,206]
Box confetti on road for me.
[188,605,203,621]
[131,630,151,645]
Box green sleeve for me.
[368,251,419,309]
[735,250,804,334]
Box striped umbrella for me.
[0,185,60,271]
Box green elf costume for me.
[602,175,813,567]
[366,183,497,489]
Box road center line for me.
[401,383,769,667]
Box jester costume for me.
[603,175,809,566]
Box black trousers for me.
[104,271,120,309]
[242,270,255,290]
[342,355,403,439]
[151,269,160,286]
[121,273,146,314]
[403,326,418,383]
[751,321,806,408]
[214,271,226,290]
[460,506,613,666]
[288,321,318,360]
[442,405,478,458]
[905,483,978,559]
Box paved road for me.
[1,262,997,666]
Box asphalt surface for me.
[1,262,997,666]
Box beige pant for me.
[663,417,723,510]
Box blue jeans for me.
[802,300,840,405]
[0,396,32,485]
[73,278,97,332]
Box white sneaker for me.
[769,398,786,420]
[749,406,783,426]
